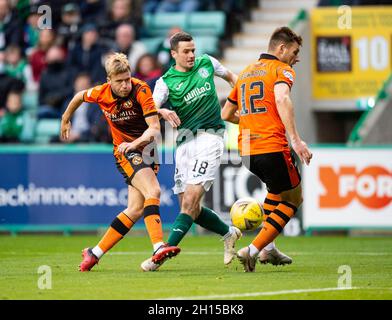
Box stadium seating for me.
[193,35,220,56]
[20,111,37,143]
[187,11,226,37]
[141,11,225,57]
[144,12,188,37]
[34,119,61,144]
[143,11,226,37]
[22,91,39,111]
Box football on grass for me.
[230,197,263,231]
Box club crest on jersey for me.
[122,100,133,109]
[131,155,143,165]
[198,67,209,78]
[283,70,294,82]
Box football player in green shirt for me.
[141,32,242,271]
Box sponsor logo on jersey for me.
[283,70,294,82]
[184,82,212,104]
[176,82,184,90]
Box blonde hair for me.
[105,52,131,78]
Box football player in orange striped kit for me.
[61,53,180,271]
[222,27,312,272]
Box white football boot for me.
[223,226,242,265]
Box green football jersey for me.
[161,54,225,145]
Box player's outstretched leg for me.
[79,211,135,272]
[140,212,192,272]
[152,243,181,264]
[236,247,257,272]
[79,248,99,272]
[260,193,292,266]
[140,243,181,272]
[194,207,242,265]
[236,201,298,272]
[223,226,242,265]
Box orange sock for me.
[252,201,297,250]
[262,193,281,222]
[144,198,163,246]
[98,212,135,253]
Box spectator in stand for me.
[57,3,82,51]
[99,0,143,41]
[4,45,37,92]
[0,90,27,143]
[134,53,162,91]
[23,4,41,55]
[112,23,147,73]
[155,26,182,72]
[0,51,25,115]
[67,23,108,84]
[143,0,158,13]
[0,0,24,51]
[38,46,73,119]
[60,72,110,143]
[79,0,106,24]
[28,28,56,83]
[144,0,200,13]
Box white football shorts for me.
[173,132,224,194]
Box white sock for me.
[92,246,104,259]
[153,241,165,253]
[264,241,276,251]
[248,244,259,257]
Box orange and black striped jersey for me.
[83,78,157,153]
[227,54,295,156]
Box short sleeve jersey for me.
[83,78,157,152]
[153,54,225,146]
[227,54,296,156]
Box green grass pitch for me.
[1,234,392,300]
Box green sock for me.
[167,213,194,246]
[194,207,230,237]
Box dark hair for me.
[170,31,193,51]
[268,27,303,50]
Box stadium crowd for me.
[1,0,386,143]
[0,0,247,143]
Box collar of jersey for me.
[169,64,195,75]
[259,53,279,61]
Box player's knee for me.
[280,186,303,208]
[143,186,161,201]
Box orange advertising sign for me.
[303,148,392,230]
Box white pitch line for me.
[108,251,391,256]
[108,251,222,255]
[160,287,361,300]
